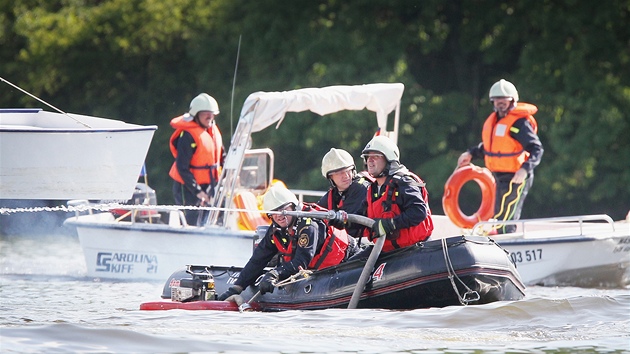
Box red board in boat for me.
[140,300,260,311]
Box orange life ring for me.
[442,164,496,228]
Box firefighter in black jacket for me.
[218,185,348,300]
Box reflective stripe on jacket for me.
[482,102,538,173]
[168,115,223,185]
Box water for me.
[1,233,629,353]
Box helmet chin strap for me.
[492,99,516,116]
[269,203,299,229]
[373,164,390,178]
[271,215,297,231]
[363,160,389,178]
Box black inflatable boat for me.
[140,235,525,311]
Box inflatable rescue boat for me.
[140,235,526,311]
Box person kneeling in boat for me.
[346,136,434,260]
[218,185,350,301]
[318,148,373,259]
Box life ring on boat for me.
[442,164,496,228]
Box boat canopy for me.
[242,83,404,136]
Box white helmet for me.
[321,148,355,177]
[263,185,299,212]
[361,135,400,162]
[489,79,519,102]
[189,93,220,116]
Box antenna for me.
[230,35,242,140]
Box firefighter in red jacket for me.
[346,135,433,260]
[218,185,349,300]
[169,93,225,226]
[457,79,544,233]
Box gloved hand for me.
[372,218,395,238]
[329,210,348,229]
[259,269,279,294]
[217,285,243,301]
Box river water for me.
[1,232,629,354]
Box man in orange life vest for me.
[218,185,349,300]
[345,135,434,260]
[317,148,371,256]
[169,93,225,226]
[457,79,543,234]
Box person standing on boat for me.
[457,79,543,234]
[169,93,225,226]
[218,185,349,301]
[317,148,371,257]
[347,135,434,260]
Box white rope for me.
[0,202,328,217]
[441,237,480,305]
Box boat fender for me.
[442,164,495,228]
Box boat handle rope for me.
[251,268,313,292]
[239,268,313,312]
[441,237,480,305]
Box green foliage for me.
[2,0,628,219]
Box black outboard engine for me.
[166,265,216,302]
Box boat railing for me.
[470,214,616,237]
[290,189,326,203]
[66,200,187,226]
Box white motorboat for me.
[476,215,629,288]
[439,162,630,288]
[0,108,156,200]
[431,214,630,288]
[65,83,406,281]
[1,77,156,201]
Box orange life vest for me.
[168,116,223,185]
[272,204,349,270]
[482,102,538,173]
[366,174,434,252]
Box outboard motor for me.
[165,265,216,302]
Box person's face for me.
[492,97,512,117]
[197,111,215,129]
[329,167,353,192]
[271,204,295,228]
[365,153,387,177]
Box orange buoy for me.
[442,164,496,228]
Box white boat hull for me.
[0,109,156,200]
[66,212,257,281]
[495,226,630,287]
[71,213,630,286]
[432,215,630,288]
